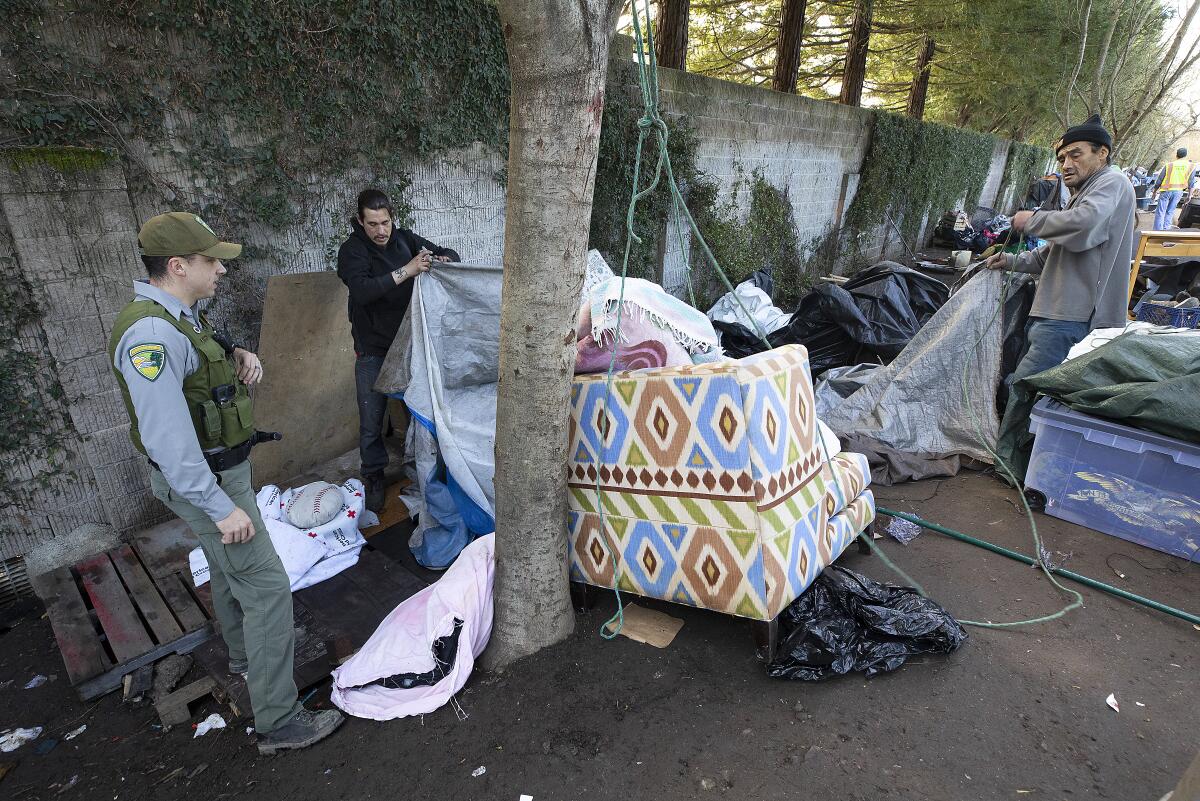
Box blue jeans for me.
[995,318,1090,482]
[355,355,390,476]
[1155,190,1183,230]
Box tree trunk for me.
[905,35,935,119]
[771,0,807,93]
[838,0,873,106]
[655,0,689,71]
[486,0,623,669]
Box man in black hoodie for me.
[337,188,460,511]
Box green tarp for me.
[998,332,1200,482]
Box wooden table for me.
[1128,230,1200,314]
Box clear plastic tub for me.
[1026,398,1200,562]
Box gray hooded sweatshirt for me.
[1004,166,1136,330]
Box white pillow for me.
[285,481,345,529]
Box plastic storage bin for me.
[1026,398,1200,561]
[1134,301,1200,329]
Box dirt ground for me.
[1,471,1197,801]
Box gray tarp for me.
[375,262,504,535]
[815,270,1034,484]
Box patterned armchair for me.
[566,345,876,657]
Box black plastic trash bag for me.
[767,566,967,681]
[717,262,950,372]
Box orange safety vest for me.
[1161,159,1194,192]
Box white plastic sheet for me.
[376,263,502,528]
[707,279,790,337]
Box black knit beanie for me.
[1057,114,1112,154]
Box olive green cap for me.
[138,212,242,259]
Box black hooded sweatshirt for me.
[335,219,460,357]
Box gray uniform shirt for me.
[113,281,236,523]
[1005,166,1136,330]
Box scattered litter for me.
[33,738,58,755]
[193,714,226,738]
[603,604,684,648]
[471,766,486,778]
[520,796,534,801]
[63,725,86,741]
[324,769,332,775]
[0,727,43,752]
[23,675,48,689]
[56,775,79,795]
[1193,624,1200,632]
[1034,546,1072,571]
[245,727,254,736]
[885,517,922,545]
[1016,791,1034,795]
[1135,702,1146,708]
[699,778,717,791]
[155,767,186,785]
[1105,693,1119,713]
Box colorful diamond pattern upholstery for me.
[567,345,876,621]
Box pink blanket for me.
[574,311,692,374]
[329,534,494,720]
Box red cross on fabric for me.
[347,509,356,519]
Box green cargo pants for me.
[150,460,301,733]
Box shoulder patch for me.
[128,343,166,381]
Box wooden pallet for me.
[31,544,215,701]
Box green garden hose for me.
[875,506,1200,628]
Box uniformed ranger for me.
[108,212,343,754]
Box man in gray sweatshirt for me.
[986,114,1136,481]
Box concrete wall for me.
[979,140,1012,211]
[0,49,1026,560]
[0,146,506,561]
[650,67,876,294]
[0,157,167,560]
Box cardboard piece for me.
[603,604,684,648]
[250,272,358,486]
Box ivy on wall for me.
[588,70,701,283]
[0,221,75,503]
[687,169,809,310]
[844,111,998,257]
[1000,140,1055,207]
[0,0,510,247]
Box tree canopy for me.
[623,0,1200,163]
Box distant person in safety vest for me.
[1153,147,1197,230]
[984,115,1136,483]
[108,212,344,754]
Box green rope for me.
[866,234,1083,629]
[594,2,1080,639]
[594,0,776,637]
